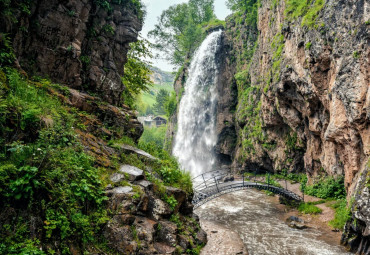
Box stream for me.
[195,190,352,255]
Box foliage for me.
[302,176,346,199]
[298,202,322,214]
[139,125,167,148]
[139,141,192,193]
[226,0,259,25]
[148,0,216,66]
[122,38,153,107]
[285,0,326,28]
[153,89,169,115]
[328,199,352,230]
[165,91,177,118]
[0,33,16,66]
[0,68,108,253]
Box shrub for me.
[328,199,352,230]
[303,176,346,199]
[298,202,322,214]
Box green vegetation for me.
[137,142,192,194]
[328,199,352,230]
[298,202,322,214]
[0,68,108,253]
[122,38,153,107]
[149,0,220,66]
[302,176,346,199]
[353,51,360,59]
[305,42,312,49]
[139,125,167,148]
[285,0,326,28]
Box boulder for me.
[120,144,158,161]
[119,165,144,181]
[155,220,178,246]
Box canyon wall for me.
[1,0,142,105]
[225,0,369,253]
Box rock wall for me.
[223,0,369,252]
[1,0,142,105]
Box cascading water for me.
[173,30,223,177]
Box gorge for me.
[0,0,369,254]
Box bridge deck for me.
[192,174,303,208]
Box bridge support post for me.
[202,174,207,188]
[267,173,270,188]
[243,173,244,187]
[285,179,287,190]
[214,177,219,192]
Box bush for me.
[328,199,352,230]
[0,68,108,253]
[298,202,322,214]
[303,176,346,199]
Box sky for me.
[141,0,231,72]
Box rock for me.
[135,179,153,190]
[222,175,235,182]
[286,216,307,230]
[165,186,187,212]
[196,228,208,245]
[154,242,176,254]
[120,144,158,161]
[4,0,143,106]
[155,220,178,246]
[148,196,172,220]
[106,186,133,195]
[110,173,126,183]
[119,165,144,181]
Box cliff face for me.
[1,0,142,105]
[223,0,369,253]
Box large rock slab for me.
[119,165,144,181]
[120,144,158,161]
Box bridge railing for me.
[192,168,304,205]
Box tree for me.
[148,0,216,66]
[153,89,169,115]
[121,37,152,107]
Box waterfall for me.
[173,30,223,177]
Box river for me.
[195,189,352,255]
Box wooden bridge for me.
[192,169,303,208]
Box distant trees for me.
[148,0,216,66]
[153,89,169,115]
[121,38,152,107]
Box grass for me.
[328,199,352,230]
[285,0,326,28]
[298,202,322,214]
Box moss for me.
[285,0,326,28]
[305,42,312,49]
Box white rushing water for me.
[196,190,353,255]
[173,30,223,177]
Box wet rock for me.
[119,165,144,181]
[286,216,307,230]
[120,144,158,161]
[165,186,187,212]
